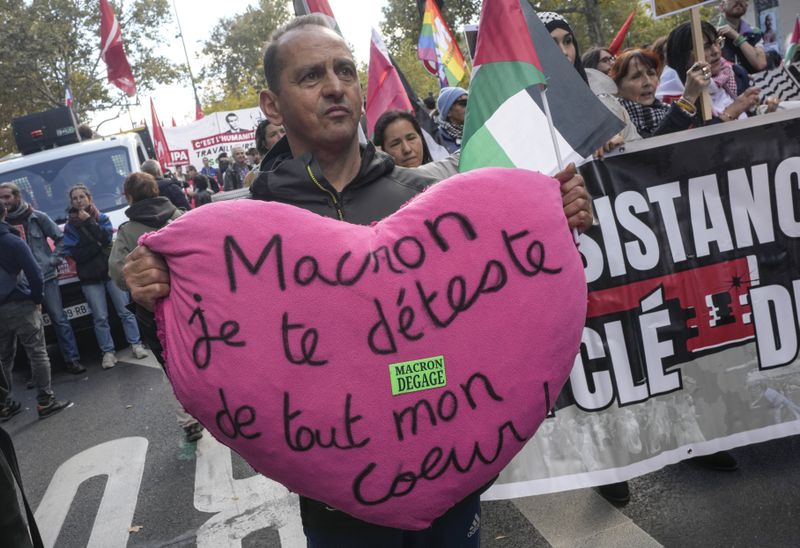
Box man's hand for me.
[717,25,739,41]
[123,246,171,312]
[555,163,593,233]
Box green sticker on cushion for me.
[389,355,446,396]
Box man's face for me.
[186,167,198,179]
[447,95,468,126]
[233,149,246,165]
[202,157,210,167]
[724,0,748,18]
[227,114,241,131]
[260,27,362,157]
[265,123,286,150]
[0,188,18,210]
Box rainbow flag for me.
[786,16,800,64]
[417,0,467,88]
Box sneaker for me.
[598,481,630,505]
[692,451,738,471]
[131,343,149,359]
[37,399,73,419]
[102,352,118,369]
[0,400,22,422]
[183,423,204,442]
[65,360,86,375]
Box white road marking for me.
[193,435,305,547]
[116,347,161,369]
[34,437,149,548]
[512,489,662,547]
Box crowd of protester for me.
[0,115,286,434]
[0,1,797,544]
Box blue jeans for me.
[303,493,481,548]
[81,280,141,353]
[42,279,80,362]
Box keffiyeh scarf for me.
[618,98,671,137]
[437,119,463,143]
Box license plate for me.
[42,302,92,326]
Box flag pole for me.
[538,84,579,245]
[538,85,563,172]
[125,96,136,129]
[172,0,202,119]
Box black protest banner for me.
[490,111,800,499]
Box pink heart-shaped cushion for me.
[141,167,586,529]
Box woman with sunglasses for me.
[434,87,468,153]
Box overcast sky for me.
[91,0,388,134]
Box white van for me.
[0,133,149,335]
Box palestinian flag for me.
[460,0,546,171]
[460,0,623,174]
[786,16,800,64]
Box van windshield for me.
[0,147,131,223]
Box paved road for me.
[6,350,799,547]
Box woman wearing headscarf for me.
[540,12,638,154]
[539,11,588,83]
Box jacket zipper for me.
[306,164,344,221]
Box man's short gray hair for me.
[262,14,339,93]
[140,159,163,178]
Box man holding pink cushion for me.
[124,14,592,547]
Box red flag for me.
[366,29,414,137]
[100,0,136,96]
[150,98,170,171]
[292,0,340,33]
[171,117,177,127]
[608,9,636,56]
[293,0,335,18]
[195,101,204,120]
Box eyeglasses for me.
[704,36,726,51]
[453,99,468,107]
